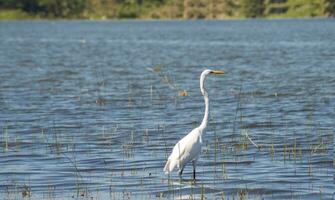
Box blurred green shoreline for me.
[0,0,334,20]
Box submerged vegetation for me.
[1,64,333,199]
[0,14,333,200]
[0,0,334,19]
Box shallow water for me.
[0,19,334,199]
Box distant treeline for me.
[0,0,334,19]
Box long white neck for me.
[199,73,209,132]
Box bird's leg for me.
[192,160,196,182]
[179,168,184,182]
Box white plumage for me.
[163,69,225,180]
[163,127,202,173]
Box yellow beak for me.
[211,70,225,74]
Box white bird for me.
[163,69,225,181]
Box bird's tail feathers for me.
[163,159,177,174]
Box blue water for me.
[0,19,334,199]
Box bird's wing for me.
[164,128,201,173]
[163,140,187,173]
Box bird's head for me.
[200,69,225,95]
[210,70,225,75]
[201,69,225,77]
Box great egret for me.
[163,69,225,181]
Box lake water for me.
[0,19,334,199]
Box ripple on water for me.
[0,20,334,200]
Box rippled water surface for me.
[0,20,334,199]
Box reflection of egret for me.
[164,69,225,181]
